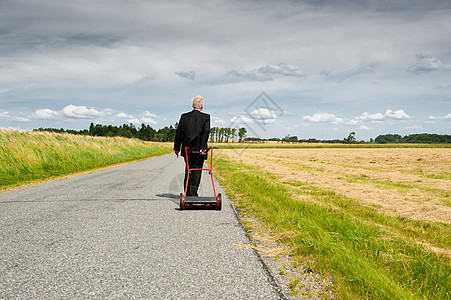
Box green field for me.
[215,148,450,299]
[0,129,172,189]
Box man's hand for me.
[200,149,207,155]
[174,150,179,158]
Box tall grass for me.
[214,154,450,299]
[0,129,172,188]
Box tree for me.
[238,127,247,142]
[210,127,217,142]
[231,128,237,142]
[345,132,356,143]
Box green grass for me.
[214,154,450,299]
[0,129,172,189]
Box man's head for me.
[192,96,204,110]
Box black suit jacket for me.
[174,109,210,157]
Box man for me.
[174,96,210,197]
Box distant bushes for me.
[34,124,450,144]
[278,133,450,144]
[34,122,176,142]
[375,133,451,144]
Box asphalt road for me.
[0,153,287,299]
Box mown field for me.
[0,129,172,190]
[214,147,450,299]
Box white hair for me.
[192,96,204,109]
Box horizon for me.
[29,122,450,143]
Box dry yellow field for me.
[216,147,450,298]
[220,148,450,225]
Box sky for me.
[0,0,450,141]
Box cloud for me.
[320,62,377,82]
[429,113,451,120]
[384,109,410,120]
[62,105,108,119]
[115,111,158,125]
[303,112,344,124]
[405,125,424,130]
[354,112,385,123]
[0,111,30,122]
[304,109,411,126]
[249,108,277,124]
[141,111,159,124]
[230,63,307,82]
[116,112,138,124]
[33,108,59,119]
[258,63,307,78]
[351,109,410,125]
[408,54,451,74]
[175,71,195,80]
[230,115,254,125]
[211,116,226,126]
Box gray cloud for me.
[408,54,451,74]
[320,62,377,82]
[176,71,196,80]
[230,63,307,81]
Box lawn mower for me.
[180,146,222,210]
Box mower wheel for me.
[179,193,184,210]
[216,193,222,210]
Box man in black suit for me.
[174,96,211,197]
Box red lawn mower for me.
[180,146,222,210]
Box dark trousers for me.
[184,153,204,196]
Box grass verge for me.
[214,153,450,299]
[0,129,172,189]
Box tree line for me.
[276,133,450,144]
[210,127,247,142]
[374,133,450,144]
[34,123,177,142]
[34,125,450,144]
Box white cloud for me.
[350,109,410,125]
[211,116,225,125]
[249,108,276,124]
[115,112,139,124]
[355,112,385,122]
[384,109,410,120]
[116,112,133,119]
[141,111,159,124]
[128,118,141,125]
[230,115,254,124]
[33,108,59,119]
[303,112,344,124]
[0,112,10,119]
[429,113,451,120]
[62,105,107,119]
[0,111,30,122]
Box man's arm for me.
[173,118,183,157]
[200,114,210,154]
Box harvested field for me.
[215,147,450,299]
[220,148,450,224]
